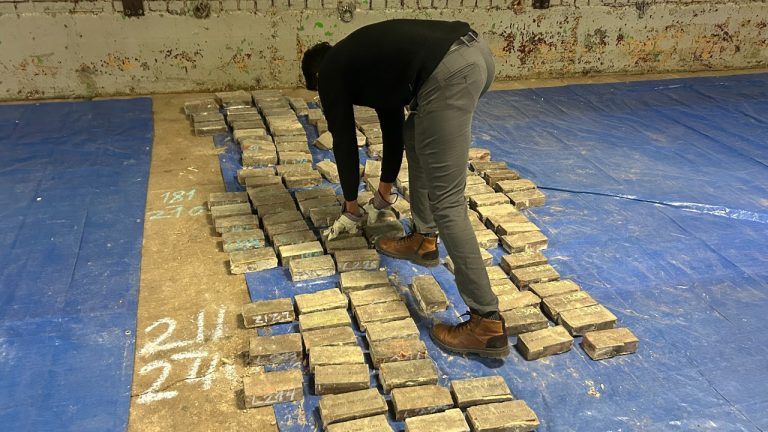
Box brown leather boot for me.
[375,232,439,267]
[429,312,509,358]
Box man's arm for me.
[376,106,405,199]
[322,91,360,205]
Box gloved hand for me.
[363,190,398,225]
[324,210,365,241]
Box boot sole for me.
[376,247,440,268]
[429,327,510,359]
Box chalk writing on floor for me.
[135,306,233,405]
[146,189,206,221]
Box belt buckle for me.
[460,31,478,47]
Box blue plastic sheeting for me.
[216,133,246,193]
[235,74,768,431]
[0,98,153,431]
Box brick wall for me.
[0,0,766,99]
[0,0,758,16]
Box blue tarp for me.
[237,74,768,431]
[0,98,153,430]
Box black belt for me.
[448,30,479,53]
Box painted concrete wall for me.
[0,0,766,100]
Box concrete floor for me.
[100,68,764,430]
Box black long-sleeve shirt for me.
[318,19,471,201]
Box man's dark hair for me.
[302,42,333,91]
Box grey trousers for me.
[404,37,498,314]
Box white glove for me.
[363,190,397,225]
[362,201,383,225]
[324,212,364,241]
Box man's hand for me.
[324,211,365,241]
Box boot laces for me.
[395,232,418,245]
[453,311,475,333]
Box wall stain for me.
[76,63,98,96]
[511,0,524,14]
[517,32,553,66]
[229,52,254,72]
[161,48,203,68]
[692,20,742,67]
[497,17,580,72]
[14,53,59,77]
[215,45,254,73]
[612,23,683,69]
[296,35,306,61]
[713,23,734,43]
[584,28,608,52]
[18,89,44,99]
[500,30,516,55]
[102,54,138,72]
[267,43,287,84]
